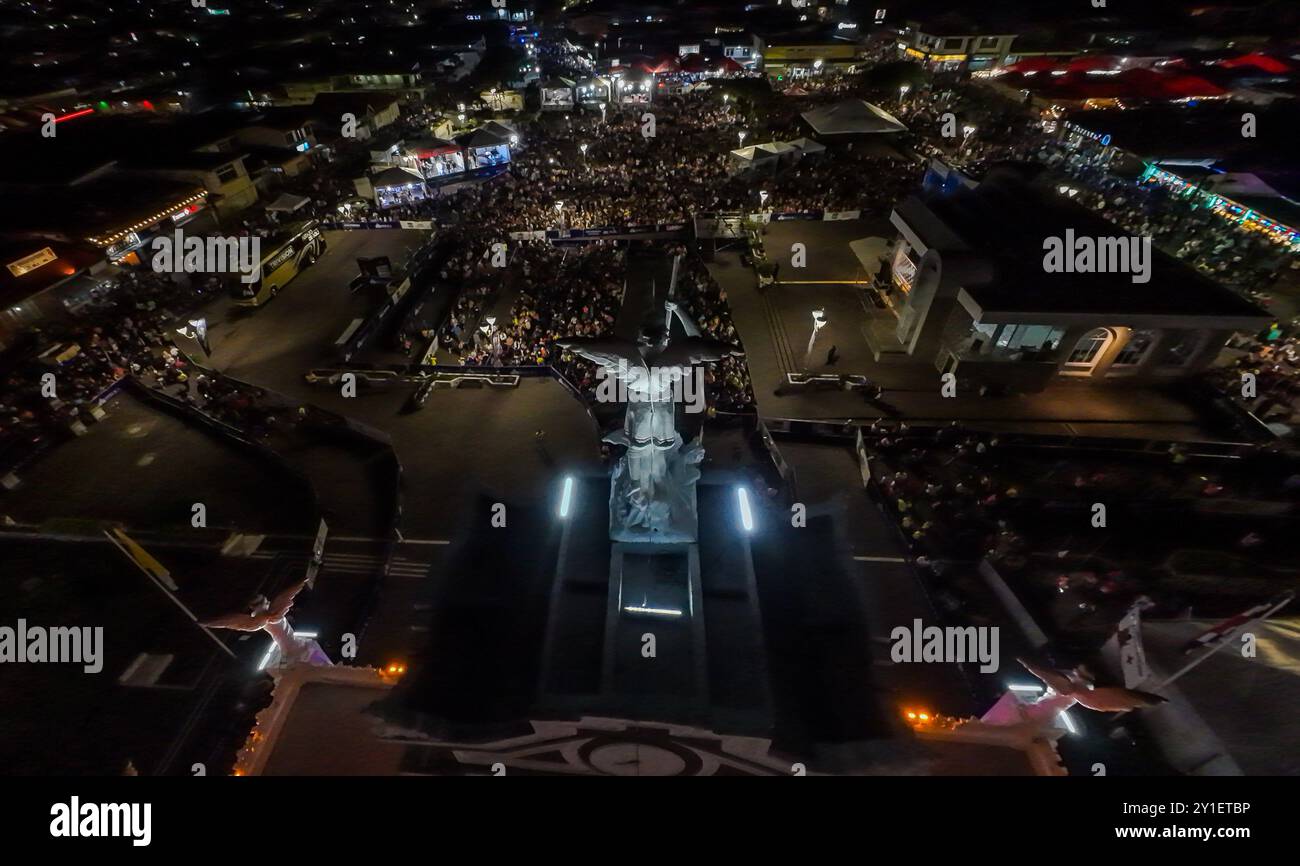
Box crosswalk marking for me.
[220,533,267,557]
[331,535,450,546]
[854,555,909,563]
[243,549,434,578]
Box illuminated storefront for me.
[409,143,466,180]
[903,46,968,72]
[884,163,1269,391]
[85,190,210,263]
[891,242,918,294]
[541,78,576,111]
[1142,165,1300,250]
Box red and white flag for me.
[1180,591,1295,655]
[1112,604,1149,689]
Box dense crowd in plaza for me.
[10,41,1300,473]
[673,250,756,413]
[1039,141,1297,299]
[0,271,206,468]
[431,237,501,358]
[1212,333,1300,430]
[865,421,1299,638]
[458,241,623,373]
[436,95,920,231]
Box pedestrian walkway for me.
[710,247,1228,439]
[615,249,672,340]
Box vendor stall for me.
[541,77,576,111]
[456,128,512,169]
[615,70,654,105]
[576,76,611,108]
[369,166,428,209]
[404,138,467,181]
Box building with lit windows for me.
[762,36,860,78]
[896,19,1018,72]
[883,163,1269,392]
[1058,105,1300,252]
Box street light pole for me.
[805,309,828,370]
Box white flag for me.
[1114,605,1148,689]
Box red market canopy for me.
[1067,54,1122,72]
[678,53,742,74]
[1158,74,1228,98]
[616,55,658,74]
[650,56,681,74]
[1219,52,1292,74]
[415,143,460,159]
[1045,67,1225,100]
[1003,57,1059,73]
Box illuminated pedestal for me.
[539,475,770,732]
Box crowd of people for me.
[1038,139,1298,300]
[865,418,1300,642]
[673,250,755,414]
[1213,332,1300,429]
[459,241,623,374]
[0,270,206,471]
[430,239,501,360]
[433,93,922,232]
[13,42,1300,475]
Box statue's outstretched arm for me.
[554,336,648,371]
[664,301,702,338]
[655,336,744,367]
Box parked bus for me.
[230,220,326,307]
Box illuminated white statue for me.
[1013,657,1167,714]
[203,579,331,668]
[558,301,742,543]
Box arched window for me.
[1113,330,1156,367]
[1065,328,1114,366]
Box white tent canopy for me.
[801,99,907,136]
[788,137,827,156]
[850,237,891,278]
[728,145,780,173]
[729,137,824,174]
[266,192,313,213]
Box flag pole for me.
[1107,593,1293,724]
[1153,593,1294,692]
[104,530,236,659]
